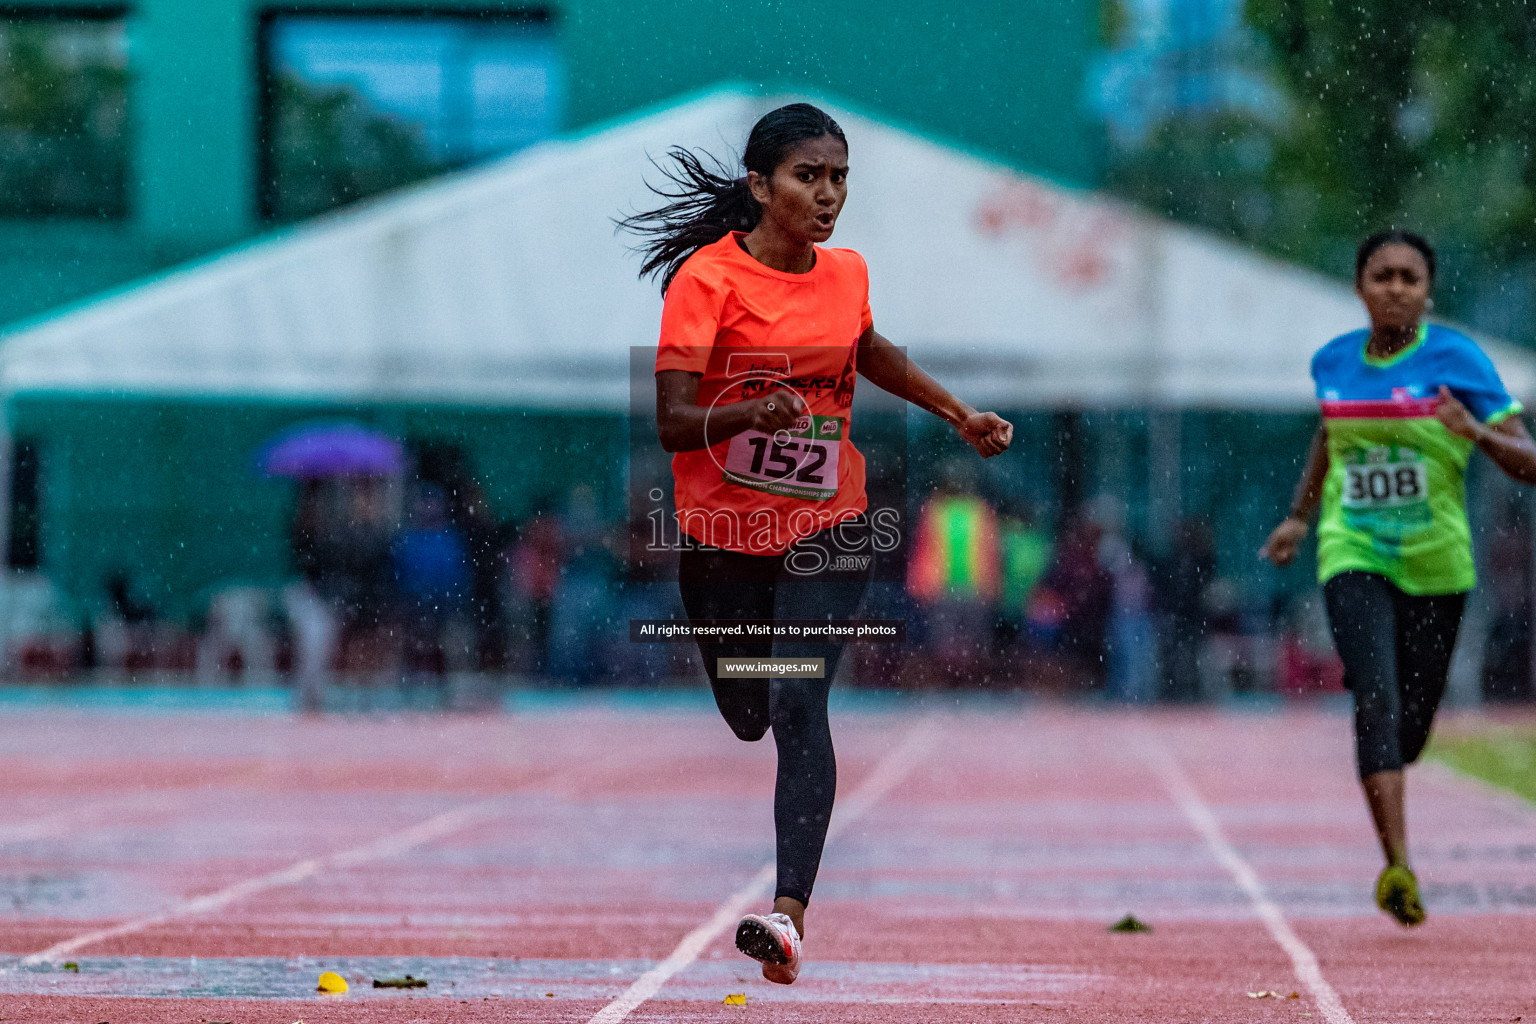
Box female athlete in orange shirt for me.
[624,103,1012,983]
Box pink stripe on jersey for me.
[1320,397,1440,419]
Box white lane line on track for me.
[1140,740,1355,1024]
[21,796,512,966]
[586,715,943,1024]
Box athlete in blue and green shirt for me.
[1262,231,1536,927]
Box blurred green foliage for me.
[0,18,128,218]
[1106,1,1536,340]
[266,74,444,223]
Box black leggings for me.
[677,517,872,906]
[1323,571,1466,779]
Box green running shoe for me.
[1375,864,1426,926]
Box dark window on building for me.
[0,10,129,219]
[8,439,41,569]
[258,10,558,223]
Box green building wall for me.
[1,0,1103,328]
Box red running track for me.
[0,697,1532,1023]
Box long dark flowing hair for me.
[619,102,848,293]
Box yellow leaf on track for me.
[723,993,748,1005]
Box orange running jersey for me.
[655,232,873,556]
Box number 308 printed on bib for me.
[1342,450,1428,511]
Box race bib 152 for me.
[722,415,844,501]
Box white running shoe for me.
[734,911,802,984]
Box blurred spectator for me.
[392,482,473,685]
[333,478,397,625]
[908,469,1000,685]
[414,443,511,672]
[997,498,1052,640]
[453,481,511,671]
[1153,518,1216,702]
[507,508,563,675]
[547,484,621,683]
[1196,578,1251,699]
[1022,583,1069,653]
[1094,497,1157,703]
[327,477,398,682]
[283,480,338,710]
[85,570,196,676]
[107,570,156,627]
[1482,506,1533,702]
[1277,589,1344,698]
[613,511,687,686]
[97,569,161,672]
[7,574,84,680]
[1035,511,1113,690]
[197,586,277,685]
[283,476,398,707]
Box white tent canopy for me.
[3,87,1534,410]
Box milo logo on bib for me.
[723,414,844,501]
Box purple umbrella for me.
[258,422,404,478]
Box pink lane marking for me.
[587,715,942,1024]
[0,790,192,846]
[20,795,514,966]
[1140,735,1355,1024]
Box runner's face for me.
[1356,244,1431,331]
[751,135,849,244]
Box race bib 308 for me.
[1342,458,1428,510]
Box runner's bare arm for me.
[1434,386,1536,484]
[855,328,1013,458]
[1259,423,1328,567]
[655,369,805,453]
